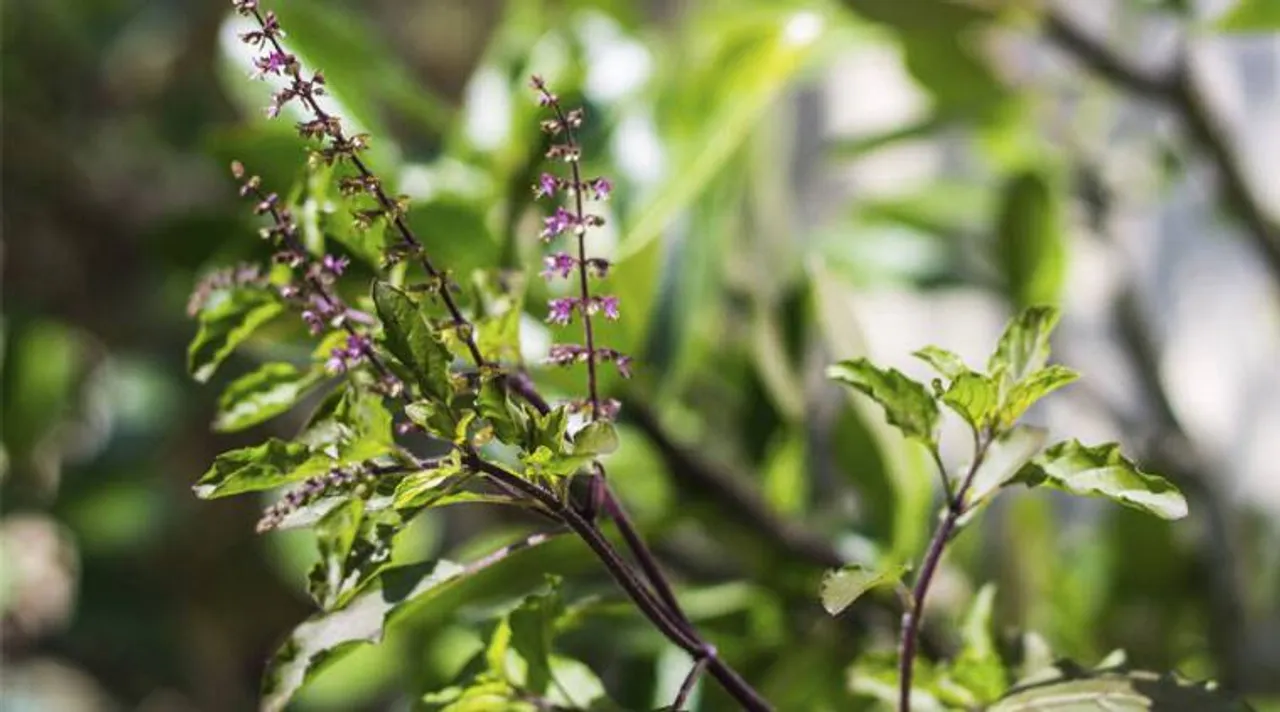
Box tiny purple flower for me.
[548,344,588,366]
[325,349,347,373]
[547,298,576,325]
[534,173,559,199]
[253,51,291,79]
[541,207,575,241]
[322,254,349,276]
[540,252,576,280]
[598,295,620,320]
[614,354,633,378]
[344,334,371,359]
[279,284,301,300]
[589,177,612,201]
[585,258,610,278]
[301,310,324,334]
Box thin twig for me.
[1044,6,1280,288]
[672,655,710,711]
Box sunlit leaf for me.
[946,585,1006,703]
[1216,0,1280,32]
[827,359,939,445]
[964,426,1047,508]
[988,306,1059,386]
[1015,441,1188,520]
[913,345,969,380]
[571,421,619,457]
[308,499,396,610]
[508,579,564,695]
[215,362,325,432]
[194,439,326,499]
[188,288,285,383]
[990,664,1252,711]
[998,364,1078,428]
[819,563,908,616]
[941,371,1000,431]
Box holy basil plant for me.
[185,2,1250,711]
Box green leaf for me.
[187,288,285,383]
[965,426,1048,509]
[990,664,1252,711]
[194,439,324,499]
[995,168,1067,308]
[470,270,524,365]
[941,371,1000,431]
[571,421,619,457]
[827,359,939,444]
[404,400,459,440]
[1216,0,1280,32]
[215,362,325,432]
[476,380,527,446]
[372,281,453,402]
[1015,441,1188,520]
[989,306,1060,386]
[946,585,1006,703]
[819,563,909,616]
[302,386,396,462]
[762,430,807,517]
[913,346,969,380]
[998,364,1078,428]
[308,499,395,610]
[507,579,564,695]
[262,533,569,712]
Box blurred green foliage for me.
[4,0,1280,710]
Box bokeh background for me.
[3,0,1279,709]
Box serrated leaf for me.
[989,306,1060,386]
[1016,440,1188,520]
[819,563,909,616]
[965,426,1048,508]
[572,421,618,457]
[372,281,453,401]
[1216,0,1280,32]
[913,346,969,380]
[942,371,1000,431]
[188,288,285,383]
[392,459,465,510]
[308,498,395,610]
[193,439,325,499]
[827,359,939,444]
[301,386,396,463]
[995,169,1067,309]
[405,400,459,440]
[476,379,526,446]
[998,364,1078,428]
[214,362,325,432]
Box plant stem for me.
[898,437,988,712]
[599,476,692,627]
[469,455,772,712]
[673,656,710,711]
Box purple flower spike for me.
[547,298,576,325]
[541,207,575,241]
[534,173,559,199]
[598,295,620,320]
[541,252,576,280]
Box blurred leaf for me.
[965,426,1047,509]
[820,563,908,616]
[187,288,285,383]
[827,115,947,161]
[827,359,939,445]
[762,429,807,517]
[508,579,564,695]
[618,9,826,261]
[1215,0,1280,32]
[946,585,1006,703]
[997,364,1078,429]
[571,421,619,457]
[373,281,453,401]
[848,650,948,712]
[995,169,1067,308]
[194,439,322,499]
[404,201,501,282]
[1014,441,1188,520]
[988,306,1059,386]
[262,533,566,712]
[941,370,1000,432]
[2,320,79,462]
[990,664,1252,711]
[214,362,325,432]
